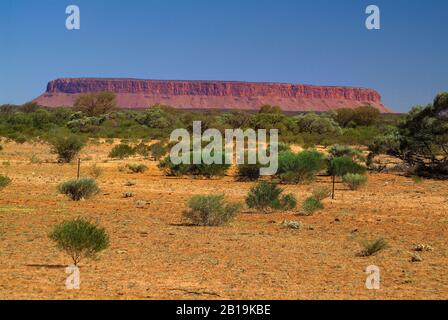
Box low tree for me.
[48,134,86,163]
[369,92,448,177]
[329,156,366,198]
[49,218,109,266]
[74,92,117,117]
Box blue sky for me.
[1,0,447,112]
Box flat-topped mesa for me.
[34,78,391,113]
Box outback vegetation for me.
[0,91,447,299]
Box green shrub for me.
[159,152,230,178]
[149,142,167,160]
[280,193,297,210]
[0,145,3,151]
[183,195,240,226]
[277,150,326,184]
[49,134,86,163]
[236,163,262,181]
[342,173,368,190]
[0,175,11,189]
[302,197,323,215]
[49,217,109,265]
[108,144,135,159]
[58,178,99,201]
[359,238,387,257]
[126,163,148,173]
[134,142,151,157]
[245,181,294,212]
[329,156,366,177]
[311,186,331,200]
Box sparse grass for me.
[58,178,99,201]
[311,186,331,200]
[183,195,240,226]
[89,163,103,178]
[411,175,424,184]
[358,238,387,257]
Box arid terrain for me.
[0,140,447,300]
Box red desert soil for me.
[0,140,447,300]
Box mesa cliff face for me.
[34,78,391,112]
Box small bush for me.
[49,217,109,265]
[183,195,240,226]
[0,175,11,189]
[359,238,387,257]
[311,186,331,200]
[302,197,323,215]
[236,159,263,182]
[149,142,167,160]
[126,163,148,173]
[58,178,99,201]
[134,142,151,158]
[245,181,294,212]
[49,134,86,163]
[280,193,297,210]
[343,173,368,190]
[108,144,135,159]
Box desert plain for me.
[0,140,447,300]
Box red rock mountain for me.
[34,78,391,113]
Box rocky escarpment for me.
[34,78,391,112]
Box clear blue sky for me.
[1,0,447,112]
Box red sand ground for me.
[0,141,447,299]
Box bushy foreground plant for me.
[58,178,99,201]
[342,173,368,190]
[49,217,109,265]
[0,174,11,189]
[49,134,86,163]
[245,181,296,212]
[183,195,240,226]
[108,144,135,159]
